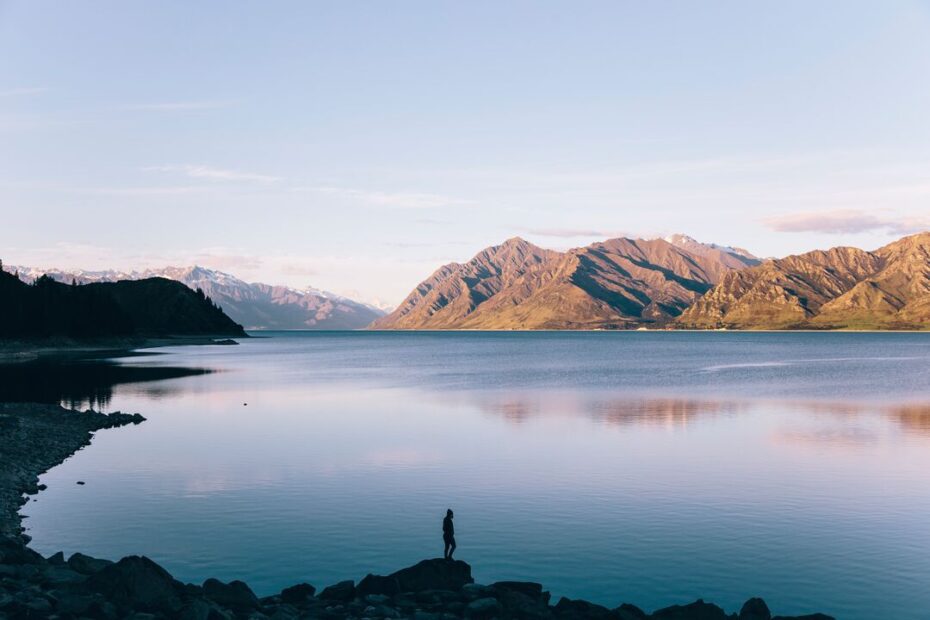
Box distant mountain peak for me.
[7,264,385,330]
[373,233,756,330]
[662,233,758,261]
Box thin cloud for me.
[124,100,234,111]
[0,87,48,98]
[144,164,282,183]
[297,186,468,209]
[763,209,930,235]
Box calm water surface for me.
[20,332,930,619]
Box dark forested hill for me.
[0,268,245,339]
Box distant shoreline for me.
[0,334,245,365]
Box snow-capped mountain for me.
[662,234,759,262]
[7,265,385,330]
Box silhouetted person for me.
[443,509,456,560]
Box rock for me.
[491,581,545,599]
[364,593,391,605]
[496,588,553,619]
[365,604,402,618]
[86,555,184,614]
[178,597,235,620]
[741,598,772,620]
[25,596,53,613]
[0,536,45,564]
[554,597,614,618]
[269,604,301,620]
[465,596,503,619]
[202,577,260,611]
[76,480,85,485]
[68,551,114,575]
[46,550,65,565]
[55,592,107,616]
[41,564,87,585]
[389,559,474,593]
[319,579,355,602]
[652,599,729,620]
[462,583,496,598]
[357,573,401,596]
[37,484,47,492]
[614,602,647,620]
[279,582,316,605]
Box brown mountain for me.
[372,236,758,330]
[678,232,930,329]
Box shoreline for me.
[0,402,834,619]
[0,334,243,365]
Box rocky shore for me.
[0,403,835,619]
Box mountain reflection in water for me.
[475,392,930,440]
[0,355,211,410]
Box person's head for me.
[447,509,453,518]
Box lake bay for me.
[19,332,930,619]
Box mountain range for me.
[678,232,930,329]
[9,231,929,332]
[7,265,385,330]
[372,235,760,329]
[0,270,244,339]
[375,232,930,330]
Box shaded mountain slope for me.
[0,270,245,339]
[9,265,384,330]
[373,236,758,329]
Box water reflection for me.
[889,404,930,436]
[0,356,211,410]
[476,392,930,441]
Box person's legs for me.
[444,539,451,559]
[448,536,456,559]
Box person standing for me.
[443,509,456,560]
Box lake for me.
[17,332,930,619]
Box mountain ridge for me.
[678,232,930,329]
[7,265,385,330]
[0,269,245,339]
[373,234,760,330]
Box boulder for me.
[47,551,66,565]
[652,599,729,620]
[462,583,496,598]
[495,587,553,619]
[553,597,614,619]
[492,581,545,600]
[41,564,87,586]
[202,577,259,611]
[0,536,45,564]
[86,555,184,614]
[178,597,235,620]
[318,579,356,602]
[279,582,316,605]
[54,592,107,617]
[615,602,648,620]
[357,573,401,596]
[466,597,503,619]
[740,598,771,620]
[389,559,474,592]
[68,551,114,575]
[269,604,301,620]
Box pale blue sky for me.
[2,1,930,304]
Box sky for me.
[2,1,930,305]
